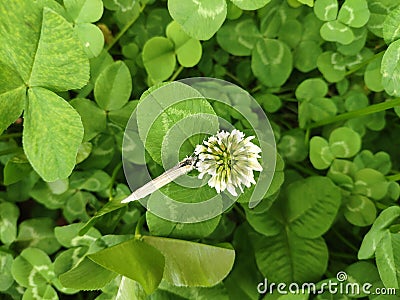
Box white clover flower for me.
[121,129,263,204]
[194,129,262,196]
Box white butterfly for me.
[121,156,197,203]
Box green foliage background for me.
[1,0,400,299]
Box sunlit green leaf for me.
[168,0,227,40]
[143,235,235,287]
[381,39,400,97]
[142,37,176,82]
[64,0,103,23]
[166,21,202,67]
[230,0,271,10]
[94,61,132,111]
[89,238,165,294]
[24,87,84,182]
[59,257,117,290]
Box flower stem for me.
[105,4,146,52]
[345,50,385,76]
[225,71,244,87]
[251,84,262,93]
[304,128,310,147]
[135,214,146,238]
[0,147,22,157]
[330,251,356,259]
[169,65,184,81]
[233,204,246,221]
[109,162,123,200]
[306,98,400,129]
[332,229,358,252]
[280,97,298,102]
[288,162,319,177]
[324,270,335,278]
[0,132,22,140]
[387,173,400,182]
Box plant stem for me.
[135,214,146,237]
[106,4,146,52]
[387,173,400,182]
[306,98,400,129]
[169,65,184,81]
[389,224,400,233]
[304,128,310,147]
[225,71,244,87]
[330,252,356,259]
[233,203,246,221]
[345,50,385,76]
[332,229,358,252]
[288,162,319,177]
[280,97,298,102]
[324,270,335,278]
[0,148,22,157]
[251,84,262,93]
[376,202,391,210]
[109,162,123,200]
[0,132,22,140]
[0,247,14,255]
[278,118,293,130]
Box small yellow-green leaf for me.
[142,37,176,82]
[166,21,202,67]
[74,23,104,59]
[230,0,271,10]
[64,0,103,23]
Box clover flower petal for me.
[195,129,262,196]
